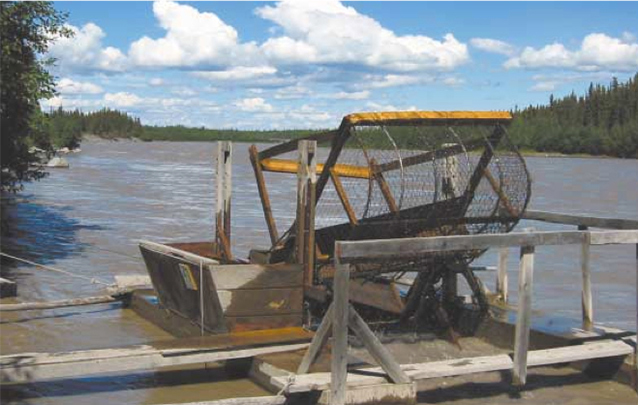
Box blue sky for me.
[45,1,638,129]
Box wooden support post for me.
[249,145,279,246]
[497,247,509,302]
[513,245,535,386]
[216,142,232,260]
[331,259,350,405]
[330,168,358,226]
[348,305,409,384]
[579,225,593,331]
[296,140,317,287]
[442,143,459,199]
[370,159,399,216]
[297,304,334,374]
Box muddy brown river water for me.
[1,140,637,404]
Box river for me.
[1,139,637,404]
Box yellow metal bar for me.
[345,111,512,126]
[261,158,370,179]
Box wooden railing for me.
[327,227,638,402]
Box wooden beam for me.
[348,305,409,384]
[297,304,334,374]
[371,159,399,215]
[483,167,518,217]
[260,159,370,179]
[258,130,337,160]
[331,260,350,405]
[496,247,509,302]
[157,396,286,405]
[513,245,535,387]
[139,240,219,266]
[581,230,593,331]
[590,230,638,245]
[526,340,632,367]
[296,140,317,288]
[330,168,358,226]
[216,141,233,260]
[336,231,589,263]
[249,145,279,246]
[0,277,17,298]
[523,210,638,230]
[0,294,121,312]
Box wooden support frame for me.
[513,245,534,386]
[579,225,593,330]
[249,145,279,246]
[296,140,317,287]
[330,168,358,226]
[216,141,233,260]
[370,158,399,216]
[258,130,337,161]
[496,247,509,302]
[483,167,518,217]
[260,159,370,179]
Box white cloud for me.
[104,92,143,107]
[128,1,260,68]
[193,66,277,81]
[363,101,417,112]
[356,74,432,90]
[530,81,558,92]
[326,90,370,100]
[470,38,516,56]
[256,0,469,71]
[57,78,104,94]
[149,77,165,86]
[442,77,465,87]
[233,97,274,112]
[49,23,127,73]
[274,85,312,99]
[505,33,638,71]
[171,87,197,96]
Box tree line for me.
[508,74,638,158]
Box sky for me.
[44,1,638,130]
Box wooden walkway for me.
[270,340,634,393]
[0,327,312,384]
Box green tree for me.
[1,2,71,192]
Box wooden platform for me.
[0,327,313,384]
[268,340,633,393]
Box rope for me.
[276,374,296,396]
[0,252,113,287]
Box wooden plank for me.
[139,240,219,266]
[336,231,588,263]
[496,247,509,302]
[114,274,152,289]
[527,341,633,367]
[371,159,399,215]
[249,145,279,246]
[224,314,303,333]
[581,233,594,330]
[589,230,638,245]
[348,280,404,314]
[483,167,518,217]
[348,305,409,384]
[216,141,233,260]
[258,130,337,160]
[523,210,638,230]
[513,245,535,387]
[158,396,286,405]
[330,168,358,226]
[261,158,370,179]
[332,261,350,405]
[296,140,317,288]
[210,264,303,290]
[217,288,303,317]
[0,294,120,312]
[0,277,17,298]
[297,304,334,374]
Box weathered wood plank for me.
[158,396,286,405]
[0,294,120,312]
[330,168,358,226]
[581,234,593,330]
[496,247,509,302]
[139,240,219,266]
[297,304,334,374]
[348,280,404,314]
[332,261,350,405]
[217,288,303,317]
[523,210,638,230]
[216,141,233,260]
[371,159,399,215]
[249,145,279,246]
[483,168,518,217]
[348,305,409,384]
[527,340,633,367]
[258,130,337,160]
[1,328,313,383]
[336,231,587,263]
[589,230,638,245]
[513,245,534,387]
[210,264,303,290]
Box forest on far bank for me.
[37,73,638,159]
